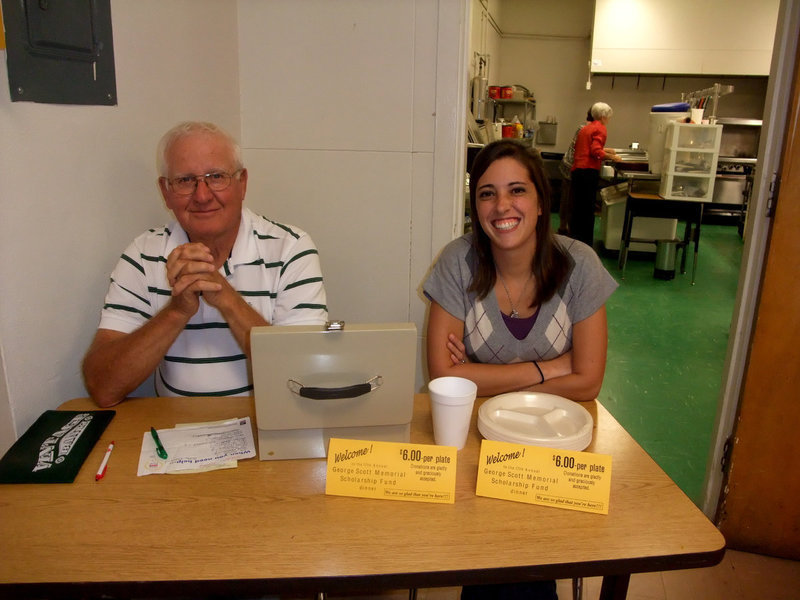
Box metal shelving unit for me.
[491,98,537,132]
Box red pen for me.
[95,441,115,481]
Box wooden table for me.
[0,395,725,599]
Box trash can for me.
[654,239,677,280]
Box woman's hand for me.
[447,333,469,366]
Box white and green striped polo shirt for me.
[97,207,328,397]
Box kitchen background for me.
[469,0,775,154]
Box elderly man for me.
[83,121,328,407]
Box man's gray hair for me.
[156,121,243,177]
[590,102,613,121]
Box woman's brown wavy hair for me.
[467,140,569,306]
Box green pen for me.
[150,427,168,460]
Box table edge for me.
[0,396,726,595]
[0,545,726,598]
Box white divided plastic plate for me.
[477,392,594,451]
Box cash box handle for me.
[288,375,383,400]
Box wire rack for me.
[681,83,734,118]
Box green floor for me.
[593,220,743,506]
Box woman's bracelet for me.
[532,360,544,384]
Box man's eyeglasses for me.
[164,169,243,195]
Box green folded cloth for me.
[0,410,115,483]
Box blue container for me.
[651,102,691,113]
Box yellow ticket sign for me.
[476,439,612,514]
[325,438,457,504]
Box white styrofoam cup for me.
[428,376,478,450]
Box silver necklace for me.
[497,272,532,319]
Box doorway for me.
[460,0,797,517]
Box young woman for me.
[424,139,617,401]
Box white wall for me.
[0,347,13,452]
[237,0,465,393]
[0,0,466,452]
[469,0,502,83]
[592,0,779,75]
[0,0,241,452]
[238,0,428,322]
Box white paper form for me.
[137,417,256,476]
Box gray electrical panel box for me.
[2,0,117,105]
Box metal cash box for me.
[250,321,417,460]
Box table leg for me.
[691,205,703,285]
[573,576,584,600]
[599,573,631,600]
[618,200,634,278]
[679,220,691,275]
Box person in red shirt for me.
[569,102,620,247]
[557,107,594,235]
